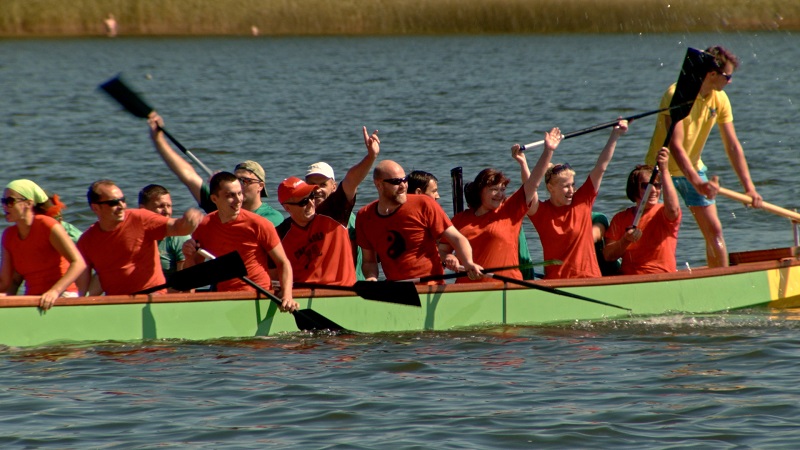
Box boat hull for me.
[2,248,800,347]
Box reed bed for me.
[1,0,798,37]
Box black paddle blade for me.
[293,309,345,332]
[669,48,716,124]
[167,251,247,292]
[99,75,154,118]
[355,281,421,307]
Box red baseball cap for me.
[277,177,317,205]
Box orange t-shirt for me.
[356,195,451,283]
[280,214,356,286]
[78,209,169,295]
[529,176,601,279]
[192,209,280,292]
[452,187,531,283]
[2,215,78,295]
[605,203,681,275]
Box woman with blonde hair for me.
[1,179,86,309]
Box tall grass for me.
[1,0,798,37]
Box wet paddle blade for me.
[355,281,421,307]
[99,75,154,119]
[168,251,247,291]
[293,309,346,332]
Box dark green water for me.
[2,33,800,447]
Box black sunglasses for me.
[382,177,408,186]
[283,195,314,207]
[640,182,662,190]
[717,71,732,81]
[238,177,261,186]
[1,196,27,206]
[94,197,127,207]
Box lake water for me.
[2,33,800,447]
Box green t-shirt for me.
[159,235,191,277]
[61,220,82,243]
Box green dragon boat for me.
[2,247,800,348]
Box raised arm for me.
[719,121,762,208]
[658,147,681,222]
[589,119,628,191]
[339,127,381,203]
[148,112,205,203]
[513,127,561,216]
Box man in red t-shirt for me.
[76,180,202,295]
[276,177,356,286]
[182,172,298,312]
[356,160,482,283]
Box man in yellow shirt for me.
[645,46,762,268]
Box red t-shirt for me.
[529,176,600,279]
[356,195,451,283]
[452,187,531,283]
[78,209,169,295]
[605,203,681,275]
[2,215,77,295]
[192,209,280,292]
[281,214,356,286]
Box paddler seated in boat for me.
[0,179,86,310]
[138,184,191,278]
[439,129,562,283]
[355,160,483,284]
[272,177,356,286]
[603,147,682,275]
[76,180,203,296]
[407,170,440,201]
[182,172,298,312]
[147,112,284,226]
[302,127,381,281]
[518,120,628,279]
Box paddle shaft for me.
[488,273,631,311]
[718,187,800,222]
[406,261,561,284]
[519,102,689,151]
[159,126,214,177]
[197,249,283,306]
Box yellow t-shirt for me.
[646,83,733,176]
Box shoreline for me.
[1,0,799,38]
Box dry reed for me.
[1,0,798,37]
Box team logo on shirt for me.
[386,230,406,259]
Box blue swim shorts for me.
[672,165,715,207]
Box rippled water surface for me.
[2,33,800,447]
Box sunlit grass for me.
[1,0,798,36]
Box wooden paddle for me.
[519,101,693,152]
[718,187,800,222]
[632,47,716,227]
[487,273,631,312]
[98,74,214,177]
[403,261,561,284]
[133,251,248,295]
[294,281,421,307]
[197,249,345,332]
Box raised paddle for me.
[487,273,631,312]
[294,281,421,307]
[450,166,465,215]
[133,251,248,295]
[632,48,716,227]
[197,249,345,332]
[98,74,214,177]
[519,101,693,152]
[718,187,800,222]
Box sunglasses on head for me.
[640,182,662,190]
[1,196,27,206]
[238,176,261,186]
[382,176,408,186]
[283,195,314,207]
[545,163,572,183]
[94,197,126,207]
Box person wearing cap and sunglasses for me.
[645,46,761,268]
[517,120,628,279]
[273,177,356,286]
[183,172,297,312]
[1,179,86,310]
[604,147,681,275]
[76,180,203,296]
[147,113,284,226]
[302,127,381,281]
[356,160,483,283]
